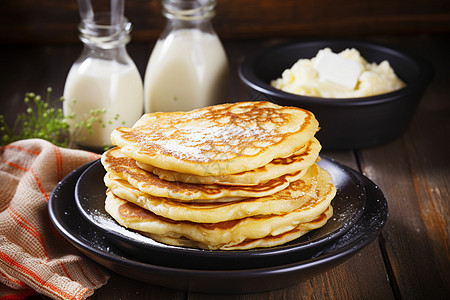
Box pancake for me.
[103,163,323,223]
[135,137,322,186]
[102,101,335,250]
[105,193,334,250]
[102,147,309,202]
[110,101,319,176]
[104,165,336,250]
[145,207,333,250]
[221,207,332,250]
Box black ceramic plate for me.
[74,157,366,270]
[48,160,387,294]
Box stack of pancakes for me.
[100,101,336,250]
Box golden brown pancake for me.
[105,193,333,250]
[135,137,321,186]
[104,165,336,250]
[145,206,333,250]
[101,147,309,202]
[103,163,323,223]
[110,101,319,176]
[101,101,335,251]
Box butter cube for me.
[314,50,363,89]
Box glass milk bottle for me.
[63,10,143,150]
[144,0,229,113]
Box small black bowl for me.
[239,39,433,150]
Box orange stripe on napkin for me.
[0,269,29,288]
[29,168,49,201]
[1,160,28,172]
[93,265,107,281]
[0,251,70,297]
[7,207,49,259]
[2,145,40,155]
[0,251,87,300]
[1,160,49,201]
[59,261,72,280]
[52,146,64,181]
[1,139,109,299]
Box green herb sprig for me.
[0,88,105,148]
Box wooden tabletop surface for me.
[0,33,449,299]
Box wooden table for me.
[1,34,449,299]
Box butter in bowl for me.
[239,39,433,150]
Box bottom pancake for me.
[104,165,336,250]
[144,206,332,250]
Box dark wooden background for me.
[1,0,450,45]
[1,1,449,299]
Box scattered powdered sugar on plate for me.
[85,206,165,248]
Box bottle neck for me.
[161,0,216,34]
[163,0,215,20]
[79,12,131,50]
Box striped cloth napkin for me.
[0,139,109,299]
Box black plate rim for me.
[48,160,387,293]
[73,156,366,268]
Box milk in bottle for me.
[63,6,143,150]
[144,0,229,113]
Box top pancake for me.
[110,101,319,176]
